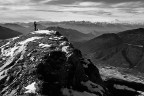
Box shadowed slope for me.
[78,28,144,71]
[0,26,22,39]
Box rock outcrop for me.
[0,30,108,96]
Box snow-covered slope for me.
[0,30,108,96]
[1,29,144,96]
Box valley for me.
[1,21,144,96]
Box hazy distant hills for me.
[0,22,95,41]
[0,23,46,34]
[1,22,144,95]
[40,21,144,36]
[0,26,22,39]
[46,26,94,42]
[1,21,144,37]
[23,23,46,31]
[78,33,122,53]
[76,28,144,72]
[0,23,31,34]
[118,28,144,45]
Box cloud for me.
[0,13,44,23]
[0,5,30,11]
[0,0,144,23]
[0,0,31,5]
[82,0,144,4]
[78,2,104,6]
[44,0,144,5]
[30,0,53,4]
[70,10,112,16]
[119,8,144,15]
[111,1,144,8]
[0,0,53,6]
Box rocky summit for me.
[0,30,109,96]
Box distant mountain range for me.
[46,26,94,42]
[39,21,144,36]
[0,26,22,39]
[1,22,144,96]
[1,21,144,37]
[76,28,144,72]
[0,23,46,34]
[0,23,31,34]
[0,22,95,41]
[0,29,109,96]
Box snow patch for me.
[49,36,64,41]
[49,37,61,40]
[25,82,37,93]
[0,37,43,80]
[10,36,19,41]
[1,45,19,57]
[0,70,7,80]
[62,46,70,54]
[81,80,104,96]
[1,37,42,58]
[60,41,67,46]
[99,67,144,84]
[19,37,42,45]
[137,91,144,96]
[31,30,56,35]
[39,43,52,48]
[125,43,143,48]
[114,84,135,91]
[71,91,97,96]
[100,68,124,80]
[83,64,88,68]
[62,88,97,96]
[0,41,10,48]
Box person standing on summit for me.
[34,21,37,31]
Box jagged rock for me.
[0,30,108,96]
[99,66,144,96]
[104,78,144,96]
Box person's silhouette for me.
[34,21,37,31]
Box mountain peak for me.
[0,30,108,96]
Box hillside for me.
[46,26,94,42]
[5,21,144,37]
[0,23,46,34]
[77,28,144,72]
[40,21,144,36]
[0,26,22,39]
[0,23,31,34]
[0,29,108,96]
[0,29,144,96]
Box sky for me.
[0,0,144,23]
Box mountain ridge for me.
[77,28,144,72]
[0,29,109,96]
[46,26,94,42]
[1,29,144,95]
[0,26,22,39]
